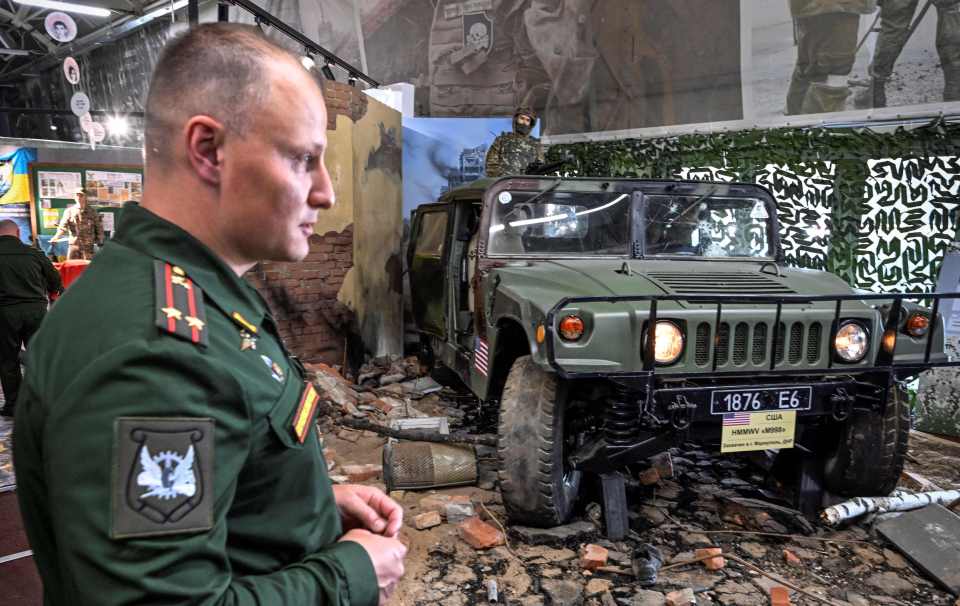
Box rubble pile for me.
[309,367,960,605]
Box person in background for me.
[485,106,544,177]
[0,219,61,417]
[14,23,406,605]
[51,187,104,260]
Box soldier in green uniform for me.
[14,24,406,605]
[50,188,104,260]
[485,106,544,177]
[786,0,878,114]
[0,219,61,416]
[861,0,960,107]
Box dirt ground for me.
[323,387,960,606]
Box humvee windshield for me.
[644,194,773,258]
[487,190,631,256]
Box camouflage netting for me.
[547,119,960,294]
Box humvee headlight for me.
[834,322,869,362]
[653,321,684,364]
[559,315,585,341]
[904,312,930,338]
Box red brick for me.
[695,547,725,570]
[580,544,608,570]
[783,550,802,567]
[770,586,791,606]
[458,517,504,549]
[341,464,382,482]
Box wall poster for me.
[234,0,958,142]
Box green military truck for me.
[407,176,959,529]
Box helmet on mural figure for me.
[513,106,537,136]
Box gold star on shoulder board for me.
[161,306,184,321]
[170,275,191,290]
[172,266,186,276]
[185,316,205,331]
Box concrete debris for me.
[664,587,695,606]
[414,510,442,530]
[540,579,583,606]
[584,578,613,596]
[510,521,597,545]
[445,500,476,524]
[821,489,960,525]
[864,571,916,596]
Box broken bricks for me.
[580,544,608,570]
[414,510,442,530]
[340,463,382,483]
[459,516,505,549]
[665,587,695,606]
[694,547,725,570]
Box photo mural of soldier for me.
[859,0,960,107]
[786,0,878,115]
[516,0,742,135]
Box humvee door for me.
[408,203,449,338]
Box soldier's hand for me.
[339,529,407,604]
[333,484,403,538]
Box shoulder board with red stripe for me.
[154,260,209,347]
[292,382,320,443]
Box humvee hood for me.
[491,259,859,311]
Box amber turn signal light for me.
[904,313,930,338]
[536,325,546,344]
[559,315,585,341]
[882,329,897,354]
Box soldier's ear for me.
[183,115,225,187]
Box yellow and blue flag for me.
[0,148,36,205]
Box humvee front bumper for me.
[543,292,960,472]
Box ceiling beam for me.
[0,6,55,52]
[0,0,211,82]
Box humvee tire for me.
[497,356,581,526]
[823,385,909,496]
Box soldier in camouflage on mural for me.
[51,188,104,260]
[427,0,529,116]
[859,0,960,107]
[786,0,878,115]
[485,106,544,177]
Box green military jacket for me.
[484,132,544,177]
[13,203,377,605]
[0,235,62,306]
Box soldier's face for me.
[514,114,533,136]
[218,59,334,264]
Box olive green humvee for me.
[408,177,958,528]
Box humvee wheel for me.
[497,355,581,527]
[823,385,909,496]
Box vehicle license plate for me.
[710,386,812,415]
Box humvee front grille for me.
[808,323,822,363]
[692,320,826,369]
[789,323,804,363]
[733,323,749,365]
[695,323,710,365]
[752,323,767,365]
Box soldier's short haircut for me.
[0,219,19,236]
[144,23,298,164]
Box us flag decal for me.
[474,336,489,376]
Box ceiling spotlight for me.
[50,124,57,131]
[107,116,129,137]
[321,61,335,81]
[13,0,110,17]
[300,55,315,70]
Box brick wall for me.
[244,80,367,364]
[246,227,355,364]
